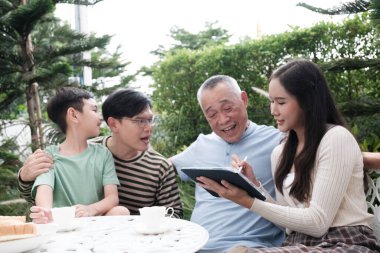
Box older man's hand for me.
[19,149,53,182]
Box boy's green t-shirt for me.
[32,143,119,207]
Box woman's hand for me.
[231,154,261,186]
[196,176,254,209]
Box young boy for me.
[31,87,129,222]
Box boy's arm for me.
[30,185,54,224]
[75,185,119,217]
[35,185,53,208]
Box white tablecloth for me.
[29,216,209,253]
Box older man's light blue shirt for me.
[171,122,285,253]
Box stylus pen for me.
[238,156,248,173]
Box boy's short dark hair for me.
[102,88,152,124]
[47,87,93,134]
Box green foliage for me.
[0,137,30,215]
[354,121,380,152]
[360,135,380,152]
[297,0,380,34]
[297,0,371,15]
[168,22,231,51]
[371,0,380,32]
[0,0,134,131]
[177,179,195,220]
[339,97,380,117]
[0,201,30,216]
[54,0,103,4]
[0,0,135,214]
[7,0,55,36]
[43,122,65,145]
[151,22,231,58]
[0,138,22,201]
[150,14,380,158]
[150,49,209,156]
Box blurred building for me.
[75,5,92,86]
[56,4,92,86]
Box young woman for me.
[198,59,379,252]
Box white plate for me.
[0,222,57,253]
[0,234,44,253]
[133,221,171,234]
[35,223,58,242]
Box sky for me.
[55,0,348,89]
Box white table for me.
[29,216,209,253]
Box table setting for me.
[0,206,209,253]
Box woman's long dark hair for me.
[273,59,346,202]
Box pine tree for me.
[297,0,380,116]
[0,0,133,150]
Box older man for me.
[171,75,285,252]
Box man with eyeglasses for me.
[18,88,183,218]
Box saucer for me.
[56,219,80,232]
[35,223,58,242]
[133,221,170,234]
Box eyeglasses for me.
[124,116,157,128]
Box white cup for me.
[51,206,75,227]
[138,206,174,227]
